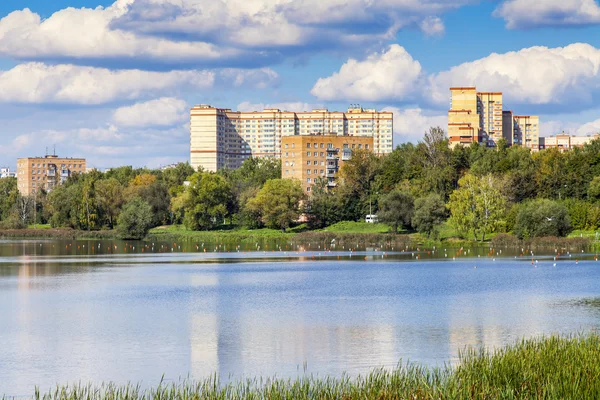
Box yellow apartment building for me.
[17,155,86,196]
[513,115,540,151]
[190,105,393,172]
[448,87,538,150]
[281,134,374,195]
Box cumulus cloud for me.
[0,0,473,67]
[382,106,447,144]
[311,45,424,102]
[113,98,188,127]
[313,43,600,112]
[0,63,277,105]
[494,0,600,29]
[428,43,600,109]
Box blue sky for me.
[2,0,600,169]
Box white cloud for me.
[311,45,423,102]
[494,0,600,29]
[0,0,474,66]
[113,97,188,127]
[428,43,600,108]
[236,101,321,112]
[0,63,278,105]
[382,106,447,144]
[312,43,600,112]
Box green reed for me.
[8,334,600,400]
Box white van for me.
[365,214,378,223]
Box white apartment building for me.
[190,105,394,172]
[0,167,15,178]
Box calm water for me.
[1,239,600,396]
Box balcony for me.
[61,170,70,177]
[47,170,56,177]
[326,169,336,177]
[326,154,337,160]
[341,151,352,161]
[327,180,337,187]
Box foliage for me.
[377,190,414,233]
[0,177,18,221]
[447,174,507,241]
[513,199,572,239]
[116,197,153,240]
[183,172,235,231]
[247,179,305,231]
[412,194,446,238]
[27,334,600,400]
[306,178,341,229]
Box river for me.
[1,239,599,396]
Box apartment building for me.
[16,155,86,196]
[0,167,15,178]
[281,133,374,194]
[539,132,600,151]
[513,115,540,151]
[448,87,539,150]
[190,105,393,172]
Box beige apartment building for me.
[513,115,540,151]
[190,105,393,172]
[448,87,539,150]
[17,155,86,196]
[539,132,600,151]
[281,134,374,194]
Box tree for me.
[0,177,18,221]
[247,179,305,231]
[183,172,235,230]
[163,163,195,196]
[14,195,34,228]
[95,178,124,228]
[377,189,414,233]
[117,197,153,239]
[448,174,507,241]
[412,194,446,238]
[514,199,571,239]
[137,181,171,227]
[306,178,341,229]
[588,176,600,201]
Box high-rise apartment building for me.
[448,87,539,150]
[281,133,374,194]
[513,115,540,151]
[190,105,393,172]
[17,155,86,196]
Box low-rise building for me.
[17,155,86,196]
[281,133,373,195]
[539,132,600,151]
[0,167,15,179]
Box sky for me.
[2,0,600,169]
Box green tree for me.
[117,197,153,239]
[448,174,507,241]
[378,190,414,233]
[412,194,446,238]
[514,199,571,239]
[588,176,600,201]
[183,172,235,230]
[247,179,305,231]
[95,178,124,228]
[306,178,341,229]
[0,177,18,221]
[162,163,195,196]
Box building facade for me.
[448,87,539,150]
[539,133,600,151]
[281,134,374,194]
[0,167,15,179]
[17,155,86,196]
[190,105,393,172]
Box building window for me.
[292,144,295,148]
[314,161,318,165]
[320,170,324,174]
[358,144,362,149]
[313,152,318,156]
[352,144,356,149]
[285,144,289,149]
[285,170,289,174]
[366,144,369,149]
[343,144,349,149]
[307,143,311,149]
[307,178,311,183]
[314,169,318,174]
[320,152,324,157]
[307,169,311,174]
[306,152,311,156]
[320,143,324,148]
[307,187,311,192]
[307,161,311,165]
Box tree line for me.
[2,127,600,240]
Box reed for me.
[12,334,600,400]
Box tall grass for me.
[18,334,600,400]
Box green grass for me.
[568,229,600,239]
[23,334,600,399]
[26,224,52,230]
[321,221,393,234]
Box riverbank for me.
[0,222,594,251]
[25,334,600,399]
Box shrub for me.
[514,199,571,239]
[116,197,153,240]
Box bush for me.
[514,199,571,239]
[116,197,153,240]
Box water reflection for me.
[2,245,600,395]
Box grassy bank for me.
[24,334,600,399]
[0,228,119,240]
